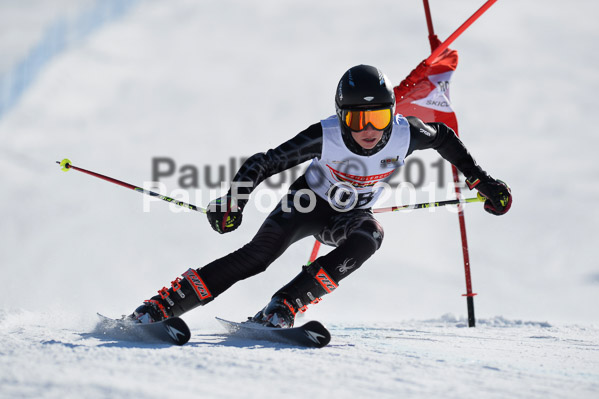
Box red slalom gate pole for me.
[422,0,441,51]
[422,0,499,327]
[425,0,498,65]
[307,240,321,266]
[423,0,476,327]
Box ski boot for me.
[130,268,213,323]
[250,294,298,328]
[250,262,337,328]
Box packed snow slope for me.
[1,0,598,398]
[1,311,598,399]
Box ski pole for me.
[373,193,484,213]
[56,158,207,213]
[306,193,485,265]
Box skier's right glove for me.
[206,195,243,234]
[466,174,512,216]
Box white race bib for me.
[305,114,410,210]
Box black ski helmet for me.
[335,65,396,155]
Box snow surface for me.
[1,0,599,398]
[1,311,597,399]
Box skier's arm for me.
[228,123,323,208]
[405,116,483,177]
[206,123,323,233]
[405,116,512,215]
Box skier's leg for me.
[196,179,332,297]
[131,269,215,324]
[130,177,332,322]
[313,209,384,283]
[252,210,384,327]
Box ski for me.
[216,317,331,348]
[96,313,191,346]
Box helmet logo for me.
[377,69,385,85]
[348,70,355,87]
[363,96,374,102]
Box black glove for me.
[466,174,512,216]
[206,195,243,233]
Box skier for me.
[129,65,512,328]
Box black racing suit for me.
[192,116,487,311]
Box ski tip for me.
[164,317,192,346]
[301,321,331,348]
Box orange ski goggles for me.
[342,108,392,131]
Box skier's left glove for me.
[466,174,512,216]
[206,195,243,234]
